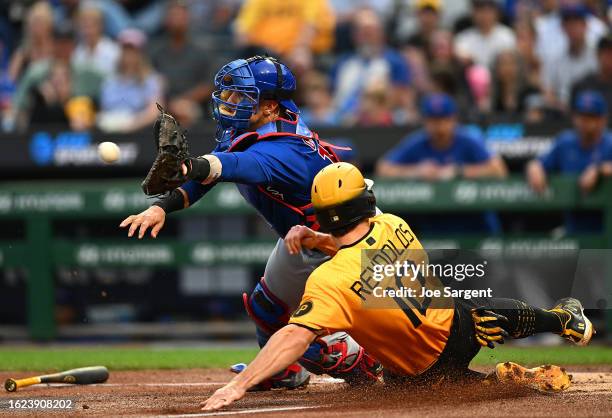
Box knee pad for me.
[299,332,382,384]
[243,279,290,336]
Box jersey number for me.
[387,267,431,328]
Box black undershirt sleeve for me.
[152,188,185,214]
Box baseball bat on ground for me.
[4,366,109,392]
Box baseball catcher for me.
[121,56,381,389]
[201,162,594,411]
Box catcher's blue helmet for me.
[212,56,299,131]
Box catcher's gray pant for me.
[264,237,328,310]
[245,238,367,378]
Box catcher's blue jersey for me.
[180,115,338,237]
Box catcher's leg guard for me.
[299,332,382,385]
[241,279,310,390]
[242,279,290,345]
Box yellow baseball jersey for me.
[235,0,335,55]
[289,213,454,376]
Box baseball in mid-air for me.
[98,141,121,164]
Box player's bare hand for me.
[285,225,318,255]
[119,206,166,239]
[526,161,548,194]
[200,383,246,411]
[529,175,548,194]
[579,165,599,195]
[417,161,440,181]
[438,164,458,180]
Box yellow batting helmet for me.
[311,163,376,233]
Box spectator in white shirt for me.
[71,3,120,78]
[454,0,516,69]
[535,0,607,72]
[542,5,599,111]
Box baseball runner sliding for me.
[201,162,593,411]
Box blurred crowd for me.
[0,0,611,133]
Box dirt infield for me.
[0,367,610,417]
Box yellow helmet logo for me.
[311,163,368,209]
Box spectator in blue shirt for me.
[527,90,612,232]
[98,29,162,133]
[528,90,612,193]
[376,93,507,235]
[330,9,416,125]
[377,93,507,180]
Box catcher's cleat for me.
[495,362,571,393]
[229,362,310,392]
[548,297,594,346]
[229,363,247,374]
[341,351,383,386]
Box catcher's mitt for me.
[141,103,190,196]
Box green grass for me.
[472,345,612,366]
[0,348,259,372]
[0,345,609,372]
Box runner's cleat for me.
[549,297,594,346]
[495,362,572,393]
[229,362,310,391]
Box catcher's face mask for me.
[211,56,298,134]
[216,89,258,117]
[212,59,260,131]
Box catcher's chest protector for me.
[227,115,342,234]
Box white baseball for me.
[98,141,121,163]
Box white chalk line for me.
[34,377,343,389]
[156,405,327,417]
[42,382,228,388]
